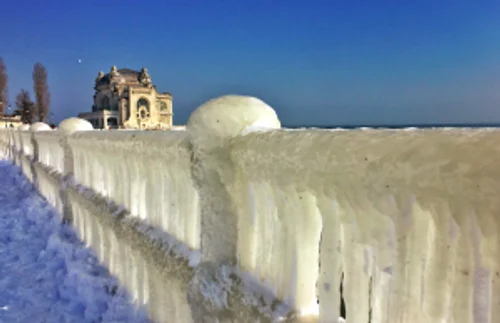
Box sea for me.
[284,123,500,130]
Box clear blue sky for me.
[1,0,499,126]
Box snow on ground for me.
[0,161,151,323]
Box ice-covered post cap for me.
[58,118,93,134]
[18,124,30,131]
[30,122,52,132]
[186,95,281,150]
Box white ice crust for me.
[68,130,200,250]
[58,118,93,134]
[187,95,281,149]
[30,122,52,132]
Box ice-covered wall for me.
[227,127,500,323]
[67,130,200,250]
[34,131,64,173]
[2,97,499,323]
[0,129,11,159]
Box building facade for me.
[78,66,173,130]
[0,115,22,128]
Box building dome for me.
[95,67,145,87]
[116,68,141,81]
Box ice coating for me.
[34,130,64,173]
[1,97,500,322]
[186,94,282,267]
[18,124,30,131]
[58,117,93,134]
[19,130,33,156]
[30,122,52,132]
[67,130,200,250]
[227,127,500,322]
[187,94,281,150]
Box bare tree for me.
[0,57,7,116]
[16,89,36,124]
[33,62,50,122]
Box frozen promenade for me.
[0,161,150,323]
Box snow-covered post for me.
[15,124,30,167]
[187,95,281,264]
[5,129,13,161]
[30,122,52,163]
[28,122,52,188]
[58,118,93,223]
[186,95,281,319]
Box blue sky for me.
[1,0,499,126]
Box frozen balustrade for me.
[12,126,24,155]
[226,127,500,323]
[0,129,11,157]
[2,96,500,322]
[67,130,200,250]
[34,130,64,173]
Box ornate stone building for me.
[78,66,173,129]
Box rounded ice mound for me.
[58,118,93,134]
[18,124,30,131]
[30,122,52,132]
[187,95,280,149]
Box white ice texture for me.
[3,94,500,323]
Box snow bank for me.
[0,161,149,323]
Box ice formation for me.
[67,130,200,249]
[2,100,500,323]
[18,124,30,131]
[58,117,93,133]
[30,122,52,132]
[187,94,281,150]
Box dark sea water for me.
[284,123,500,129]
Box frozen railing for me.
[34,131,64,173]
[0,129,10,158]
[2,96,500,323]
[19,131,33,157]
[68,130,200,250]
[12,128,22,153]
[227,127,500,322]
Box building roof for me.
[95,68,142,86]
[117,68,140,78]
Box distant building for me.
[78,66,173,130]
[0,115,22,128]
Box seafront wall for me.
[1,95,500,323]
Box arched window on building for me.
[137,98,149,112]
[159,101,168,113]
